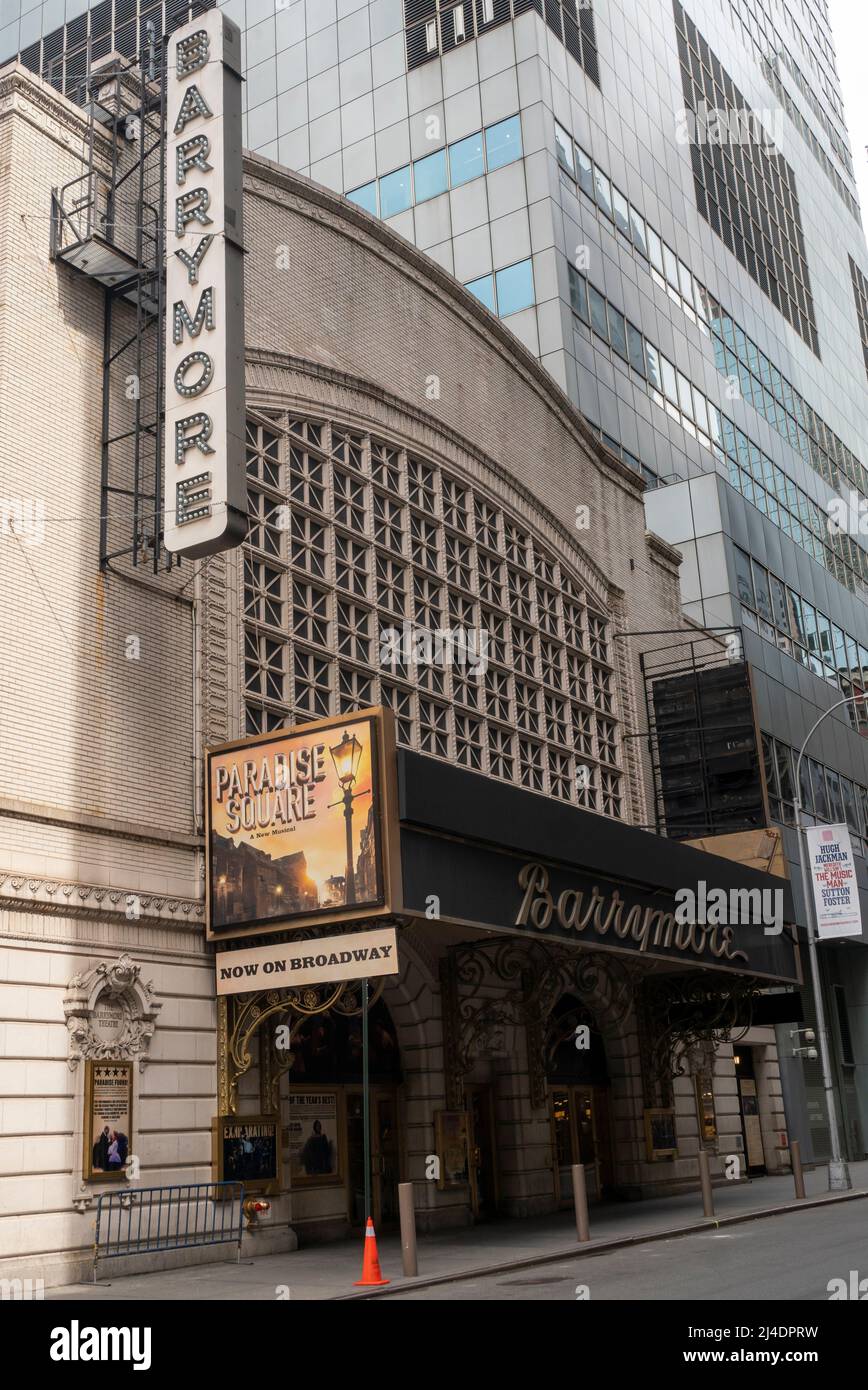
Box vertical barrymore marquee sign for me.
[163,11,247,559]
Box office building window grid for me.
[763,732,868,855]
[555,121,868,508]
[243,417,623,817]
[568,262,868,596]
[347,114,523,221]
[674,1,819,353]
[722,0,854,196]
[733,545,868,734]
[848,256,868,385]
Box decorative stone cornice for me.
[0,61,114,160]
[645,529,686,572]
[63,953,162,1071]
[0,795,203,850]
[0,872,203,926]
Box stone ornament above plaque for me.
[63,953,162,1072]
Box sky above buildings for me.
[828,0,868,235]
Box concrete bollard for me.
[791,1139,806,1200]
[698,1148,715,1218]
[398,1181,418,1277]
[571,1163,590,1243]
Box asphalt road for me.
[387,1203,868,1300]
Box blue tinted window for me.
[466,274,495,312]
[413,148,448,202]
[554,121,574,175]
[608,305,628,360]
[449,131,485,187]
[626,321,645,375]
[485,115,522,171]
[346,182,377,216]
[379,166,411,218]
[593,165,612,221]
[569,267,589,324]
[495,259,534,317]
[577,147,594,198]
[588,282,608,339]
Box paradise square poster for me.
[206,710,388,936]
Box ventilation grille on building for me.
[1,0,215,102]
[673,0,818,356]
[406,0,599,88]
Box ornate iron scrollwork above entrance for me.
[441,939,643,1109]
[217,978,388,1115]
[216,922,404,1114]
[639,971,761,1107]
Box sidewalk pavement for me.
[50,1158,868,1301]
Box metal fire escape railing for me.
[49,26,177,573]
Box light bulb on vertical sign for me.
[163,9,247,559]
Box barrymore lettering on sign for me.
[516,863,750,966]
[215,927,399,996]
[163,10,247,558]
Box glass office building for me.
[4,0,867,1167]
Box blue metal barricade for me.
[93,1182,244,1282]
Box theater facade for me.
[0,49,799,1283]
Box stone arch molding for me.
[63,953,162,1072]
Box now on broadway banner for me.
[804,824,863,940]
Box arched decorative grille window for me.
[243,415,623,817]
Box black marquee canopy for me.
[396,751,801,986]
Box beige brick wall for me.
[0,68,208,1286]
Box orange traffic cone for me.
[354,1217,390,1287]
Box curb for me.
[332,1187,868,1300]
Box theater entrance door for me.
[347,1086,401,1228]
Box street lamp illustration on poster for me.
[328,727,368,906]
[205,708,398,938]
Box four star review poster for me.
[84,1061,133,1181]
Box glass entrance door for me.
[347,1086,401,1227]
[374,1090,400,1225]
[550,1084,614,1203]
[552,1088,574,1204]
[466,1084,498,1219]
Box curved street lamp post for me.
[328,730,373,1224]
[792,693,866,1192]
